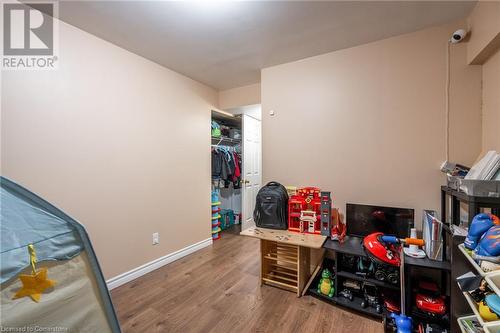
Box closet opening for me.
[211,105,262,241]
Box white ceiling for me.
[58,1,477,90]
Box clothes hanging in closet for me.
[211,147,241,189]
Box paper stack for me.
[465,151,500,180]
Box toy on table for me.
[320,191,332,236]
[330,207,346,242]
[285,186,297,197]
[317,268,335,298]
[299,210,317,233]
[288,187,322,234]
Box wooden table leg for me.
[297,246,310,296]
[302,249,325,296]
[260,239,265,286]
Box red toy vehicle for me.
[415,280,446,316]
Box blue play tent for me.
[0,177,121,332]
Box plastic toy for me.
[360,282,383,313]
[391,313,412,333]
[300,210,317,233]
[464,213,500,250]
[342,254,357,272]
[331,208,346,242]
[486,294,500,317]
[288,187,322,234]
[382,292,401,313]
[378,235,425,333]
[363,233,425,269]
[363,232,401,266]
[415,280,446,316]
[339,288,354,301]
[481,260,500,273]
[374,263,399,285]
[317,268,335,297]
[285,186,297,196]
[470,279,491,303]
[474,224,500,259]
[211,190,221,240]
[343,279,361,291]
[384,299,400,313]
[320,192,332,236]
[356,257,375,277]
[479,300,499,321]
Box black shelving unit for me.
[441,186,500,227]
[308,267,386,318]
[309,236,452,331]
[336,270,400,291]
[441,185,500,333]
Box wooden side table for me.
[240,227,326,296]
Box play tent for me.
[0,177,121,332]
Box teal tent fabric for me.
[0,177,121,333]
[1,186,83,284]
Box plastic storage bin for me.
[447,175,462,190]
[460,179,500,198]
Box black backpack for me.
[254,182,289,230]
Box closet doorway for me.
[211,105,262,240]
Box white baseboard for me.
[106,238,213,290]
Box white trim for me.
[106,238,213,290]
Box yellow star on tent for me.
[12,244,56,303]
[12,267,56,302]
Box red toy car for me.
[415,280,446,316]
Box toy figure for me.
[331,208,346,242]
[339,289,354,301]
[360,282,383,313]
[317,268,334,297]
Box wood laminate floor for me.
[111,227,383,333]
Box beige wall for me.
[1,20,217,279]
[481,49,500,152]
[218,83,261,110]
[466,1,500,153]
[261,21,482,227]
[466,1,500,65]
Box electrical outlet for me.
[152,232,159,245]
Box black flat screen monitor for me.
[346,203,414,238]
